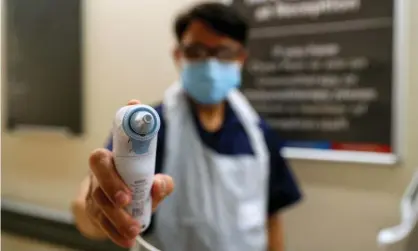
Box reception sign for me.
[231,0,403,164]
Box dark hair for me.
[174,2,248,46]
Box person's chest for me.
[156,103,257,157]
[197,123,255,156]
[190,103,256,156]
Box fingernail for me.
[115,191,130,205]
[159,178,167,197]
[128,226,140,237]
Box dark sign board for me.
[4,0,83,135]
[231,0,399,163]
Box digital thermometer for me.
[112,104,160,233]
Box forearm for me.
[267,213,285,251]
[71,176,107,240]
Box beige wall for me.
[2,1,417,251]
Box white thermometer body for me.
[112,104,160,233]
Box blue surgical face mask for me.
[180,59,241,104]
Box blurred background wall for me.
[1,0,417,251]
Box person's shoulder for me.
[257,117,285,150]
[258,117,277,138]
[152,102,163,115]
[258,117,270,131]
[151,102,166,138]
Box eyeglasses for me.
[180,43,243,61]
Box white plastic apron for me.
[152,83,269,251]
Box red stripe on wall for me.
[331,143,392,153]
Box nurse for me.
[72,2,302,251]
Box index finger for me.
[89,148,131,207]
[127,99,140,105]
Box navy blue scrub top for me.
[106,102,302,217]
